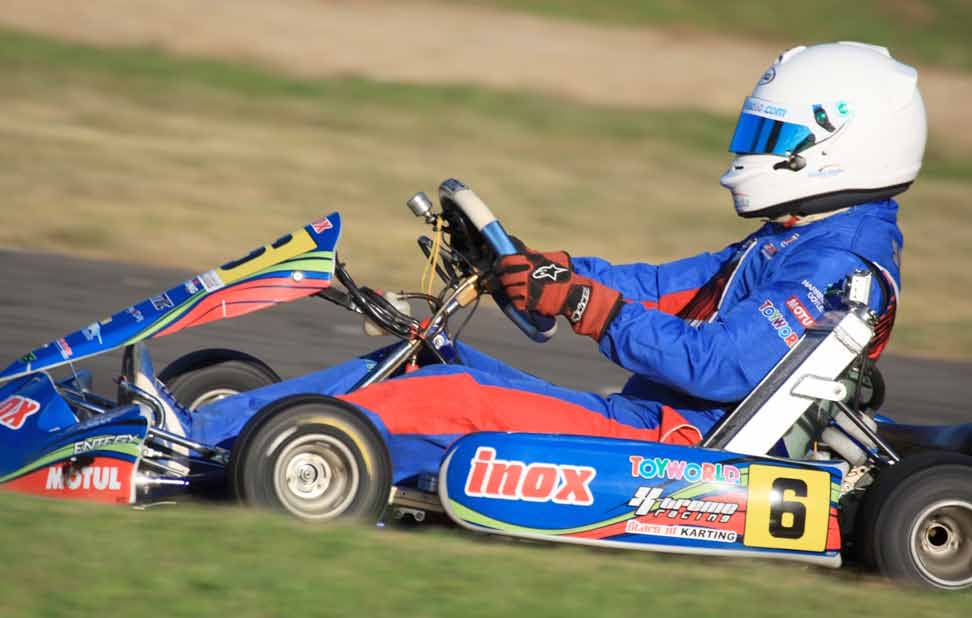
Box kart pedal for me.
[393,507,428,523]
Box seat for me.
[702,307,874,456]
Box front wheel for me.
[159,348,280,410]
[229,395,392,523]
[856,453,972,589]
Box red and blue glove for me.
[494,245,624,341]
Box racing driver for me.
[338,42,926,482]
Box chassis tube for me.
[833,400,901,464]
[351,339,422,391]
[146,427,230,463]
[349,276,480,392]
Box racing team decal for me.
[444,434,841,560]
[625,486,742,543]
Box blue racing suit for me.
[195,200,902,485]
[575,198,901,413]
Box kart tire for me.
[855,452,972,589]
[229,395,391,523]
[159,349,280,410]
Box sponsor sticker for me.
[629,456,741,485]
[758,67,775,85]
[759,299,799,347]
[183,278,201,295]
[72,434,142,455]
[785,295,816,328]
[0,395,41,430]
[81,322,103,343]
[464,447,596,506]
[624,520,738,543]
[743,98,787,118]
[801,280,826,312]
[310,216,333,233]
[199,269,225,292]
[808,166,844,178]
[761,243,778,259]
[125,306,144,323]
[779,232,800,248]
[55,337,73,360]
[150,293,174,311]
[20,352,37,363]
[46,465,123,492]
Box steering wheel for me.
[438,179,557,343]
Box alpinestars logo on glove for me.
[532,264,569,282]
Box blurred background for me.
[1,0,970,359]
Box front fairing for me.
[0,213,343,383]
[0,373,148,486]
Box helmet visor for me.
[728,97,850,156]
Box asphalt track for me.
[2,250,970,425]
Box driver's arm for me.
[597,249,854,402]
[571,240,747,312]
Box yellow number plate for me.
[743,464,831,552]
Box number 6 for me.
[769,478,808,539]
[744,464,830,552]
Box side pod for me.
[439,432,844,567]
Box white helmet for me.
[720,42,927,218]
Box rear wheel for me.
[856,453,972,589]
[229,395,391,522]
[159,349,280,410]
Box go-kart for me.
[2,179,972,590]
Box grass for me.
[459,0,972,72]
[1,28,972,357]
[0,492,968,617]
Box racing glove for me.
[494,245,624,341]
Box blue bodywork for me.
[0,374,147,502]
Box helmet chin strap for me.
[769,207,850,228]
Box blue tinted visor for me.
[727,113,814,156]
[728,97,851,157]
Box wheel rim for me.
[909,499,972,589]
[272,433,359,521]
[189,388,239,410]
